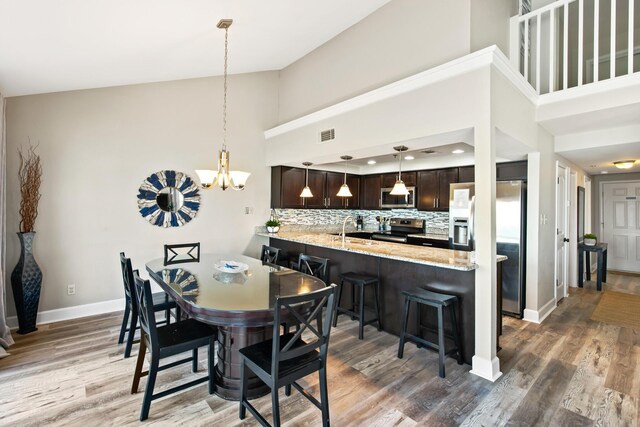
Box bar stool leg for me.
[373,281,382,331]
[333,279,345,327]
[398,297,411,359]
[437,305,445,378]
[603,249,608,283]
[351,280,356,320]
[449,303,463,365]
[358,283,365,340]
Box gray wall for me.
[5,72,279,315]
[277,0,473,123]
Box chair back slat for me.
[297,254,329,284]
[272,284,337,375]
[261,245,280,266]
[120,252,135,307]
[132,271,159,348]
[164,242,200,266]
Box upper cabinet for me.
[362,174,382,209]
[456,161,528,184]
[272,162,526,211]
[271,166,306,209]
[417,168,459,211]
[381,171,417,188]
[271,166,359,209]
[497,161,528,181]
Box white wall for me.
[276,0,473,123]
[5,72,279,315]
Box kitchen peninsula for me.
[258,231,506,364]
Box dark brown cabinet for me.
[417,168,458,211]
[271,166,306,208]
[362,174,382,209]
[304,170,329,209]
[456,161,528,184]
[344,175,360,209]
[381,171,416,188]
[458,166,475,183]
[497,161,527,181]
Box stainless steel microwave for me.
[380,187,416,208]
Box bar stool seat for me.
[333,272,382,340]
[397,288,463,378]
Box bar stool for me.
[397,288,463,378]
[333,272,381,340]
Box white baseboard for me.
[7,298,125,330]
[470,355,503,382]
[522,298,556,324]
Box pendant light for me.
[390,145,410,196]
[300,162,314,198]
[195,19,250,191]
[336,155,353,197]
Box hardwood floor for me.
[1,273,638,426]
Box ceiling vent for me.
[319,128,336,143]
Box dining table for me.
[145,253,327,401]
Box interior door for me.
[602,181,640,273]
[556,164,568,300]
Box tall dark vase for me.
[11,232,42,334]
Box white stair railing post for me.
[611,0,616,79]
[594,0,599,83]
[629,0,634,76]
[563,1,569,89]
[550,8,556,93]
[578,0,584,86]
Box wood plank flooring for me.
[1,273,638,426]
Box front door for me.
[602,181,640,273]
[556,164,568,301]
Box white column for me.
[471,122,502,382]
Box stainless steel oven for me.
[380,187,415,208]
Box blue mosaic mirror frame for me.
[137,170,200,227]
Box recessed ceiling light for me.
[404,155,414,160]
[601,171,609,174]
[452,149,465,154]
[367,160,376,165]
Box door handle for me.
[564,238,570,243]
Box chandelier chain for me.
[223,26,228,148]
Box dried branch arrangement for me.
[17,145,42,233]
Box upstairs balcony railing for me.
[510,0,638,94]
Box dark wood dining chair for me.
[291,254,330,284]
[118,252,176,358]
[131,271,217,421]
[239,284,338,427]
[164,242,200,266]
[261,245,281,265]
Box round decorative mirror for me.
[137,170,200,227]
[156,187,184,212]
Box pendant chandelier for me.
[300,162,314,198]
[336,155,353,197]
[196,19,250,191]
[390,145,409,196]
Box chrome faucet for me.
[341,215,357,247]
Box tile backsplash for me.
[271,209,449,234]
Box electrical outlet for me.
[245,207,253,214]
[67,284,76,295]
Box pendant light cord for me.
[222,26,228,149]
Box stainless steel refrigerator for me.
[449,181,527,318]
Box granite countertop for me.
[406,233,449,241]
[257,231,507,271]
